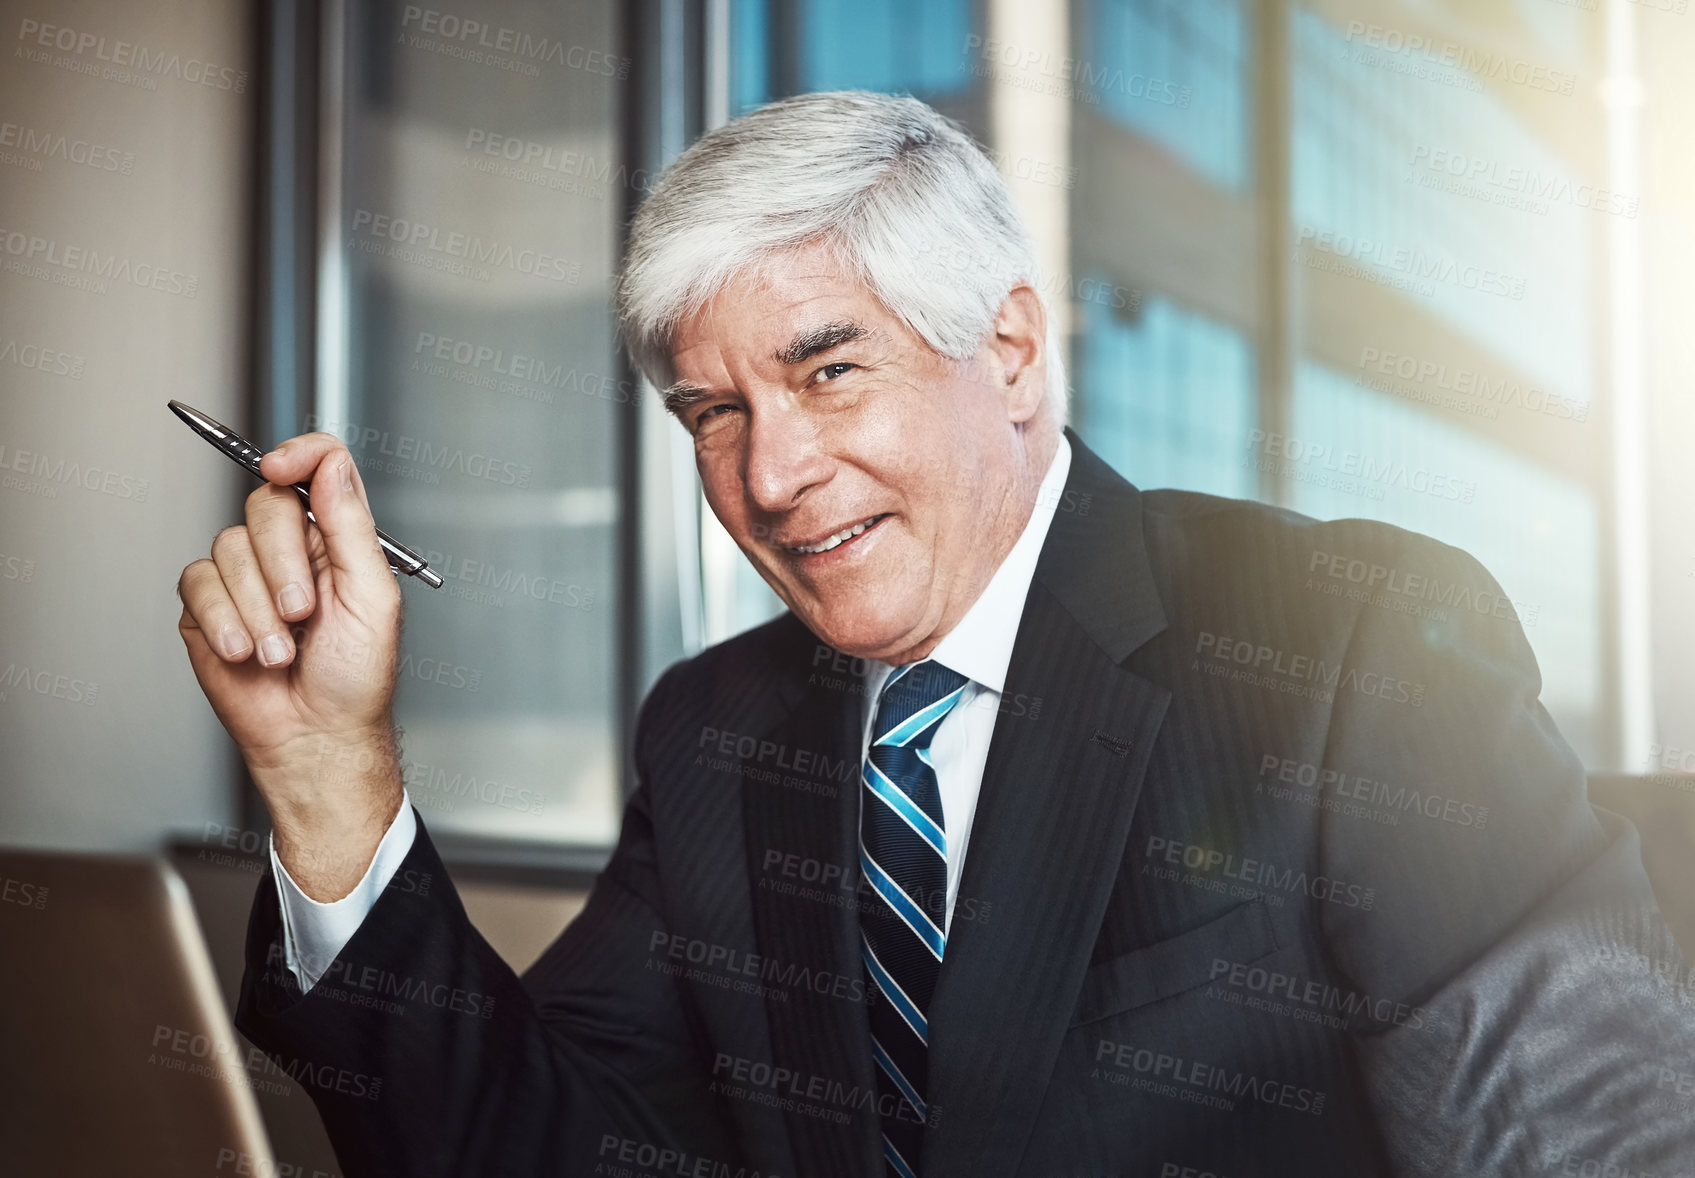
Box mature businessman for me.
[177,91,1695,1177]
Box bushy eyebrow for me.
[775,320,870,367]
[661,320,872,420]
[661,381,710,417]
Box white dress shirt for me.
[857,433,1071,935]
[272,434,1073,991]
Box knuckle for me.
[211,525,248,556]
[300,432,351,461]
[178,557,215,594]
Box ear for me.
[987,282,1048,425]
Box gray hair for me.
[615,90,1069,425]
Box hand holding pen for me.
[173,409,414,901]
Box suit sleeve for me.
[234,664,744,1178]
[1312,529,1695,1176]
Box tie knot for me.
[871,659,969,751]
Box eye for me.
[815,362,857,383]
[692,402,738,431]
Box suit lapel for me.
[923,430,1172,1178]
[741,640,883,1178]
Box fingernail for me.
[219,628,252,659]
[340,458,352,491]
[259,633,290,667]
[278,583,308,616]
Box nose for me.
[741,400,833,514]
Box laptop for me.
[0,848,276,1176]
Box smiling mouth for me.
[781,513,891,556]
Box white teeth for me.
[786,516,882,555]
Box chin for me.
[797,601,920,662]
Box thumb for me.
[310,453,396,602]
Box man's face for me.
[666,241,1053,663]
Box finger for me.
[307,447,399,604]
[176,558,255,662]
[255,431,358,489]
[244,481,315,621]
[211,526,295,668]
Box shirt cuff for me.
[269,796,418,993]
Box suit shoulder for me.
[637,610,808,742]
[1139,487,1493,585]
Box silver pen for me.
[168,400,444,588]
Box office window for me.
[1084,0,1251,190]
[322,0,628,848]
[1292,363,1601,759]
[1077,290,1257,500]
[1291,8,1594,400]
[732,0,976,115]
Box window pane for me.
[734,0,976,114]
[1291,8,1594,401]
[1084,0,1250,190]
[1290,363,1601,761]
[1077,291,1257,499]
[330,0,628,845]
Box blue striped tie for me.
[859,658,969,1178]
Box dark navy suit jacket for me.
[237,427,1695,1176]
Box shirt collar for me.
[861,433,1073,706]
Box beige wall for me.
[0,0,255,850]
